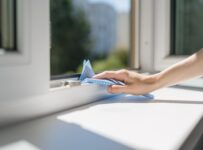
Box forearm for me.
[152,48,203,89]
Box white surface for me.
[0,85,109,126]
[139,0,155,72]
[0,87,202,150]
[153,0,187,71]
[0,0,50,101]
[139,0,188,72]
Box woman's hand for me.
[94,69,160,95]
[94,49,203,95]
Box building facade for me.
[73,0,129,55]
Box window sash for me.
[138,0,203,90]
[138,0,188,72]
[0,0,16,51]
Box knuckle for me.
[120,69,129,76]
[104,71,115,77]
[120,69,127,72]
[103,71,110,75]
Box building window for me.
[50,0,131,76]
[0,0,17,53]
[171,0,203,55]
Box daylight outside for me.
[50,0,131,76]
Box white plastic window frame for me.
[0,0,50,126]
[138,0,188,72]
[0,0,139,127]
[0,0,30,65]
[138,0,203,89]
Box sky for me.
[88,0,131,12]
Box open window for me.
[0,0,139,126]
[139,0,203,71]
[50,0,136,80]
[139,0,203,89]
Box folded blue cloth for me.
[79,60,95,81]
[80,60,124,86]
[82,78,125,86]
[79,60,154,100]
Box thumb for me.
[108,85,128,94]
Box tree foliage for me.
[50,0,91,75]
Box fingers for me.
[108,85,149,95]
[108,85,129,94]
[94,71,116,79]
[94,69,129,82]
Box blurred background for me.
[49,0,203,76]
[50,0,131,76]
[1,0,203,76]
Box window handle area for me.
[50,79,81,89]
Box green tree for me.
[50,0,91,75]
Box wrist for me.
[142,73,162,91]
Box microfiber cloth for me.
[80,60,154,100]
[80,60,125,86]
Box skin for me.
[94,48,203,95]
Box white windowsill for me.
[178,78,203,89]
[0,86,202,150]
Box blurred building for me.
[73,0,89,12]
[87,3,117,55]
[73,0,130,55]
[115,12,130,51]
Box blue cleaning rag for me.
[79,60,154,100]
[80,60,124,86]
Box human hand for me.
[94,69,160,95]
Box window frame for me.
[130,0,139,69]
[138,0,188,72]
[0,0,201,127]
[0,0,16,51]
[138,0,203,90]
[0,0,50,101]
[0,0,139,126]
[0,0,30,65]
[50,0,137,77]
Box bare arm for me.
[156,48,203,88]
[94,48,203,95]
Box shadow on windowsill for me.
[170,85,203,92]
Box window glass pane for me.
[50,0,131,76]
[0,0,16,53]
[171,0,203,55]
